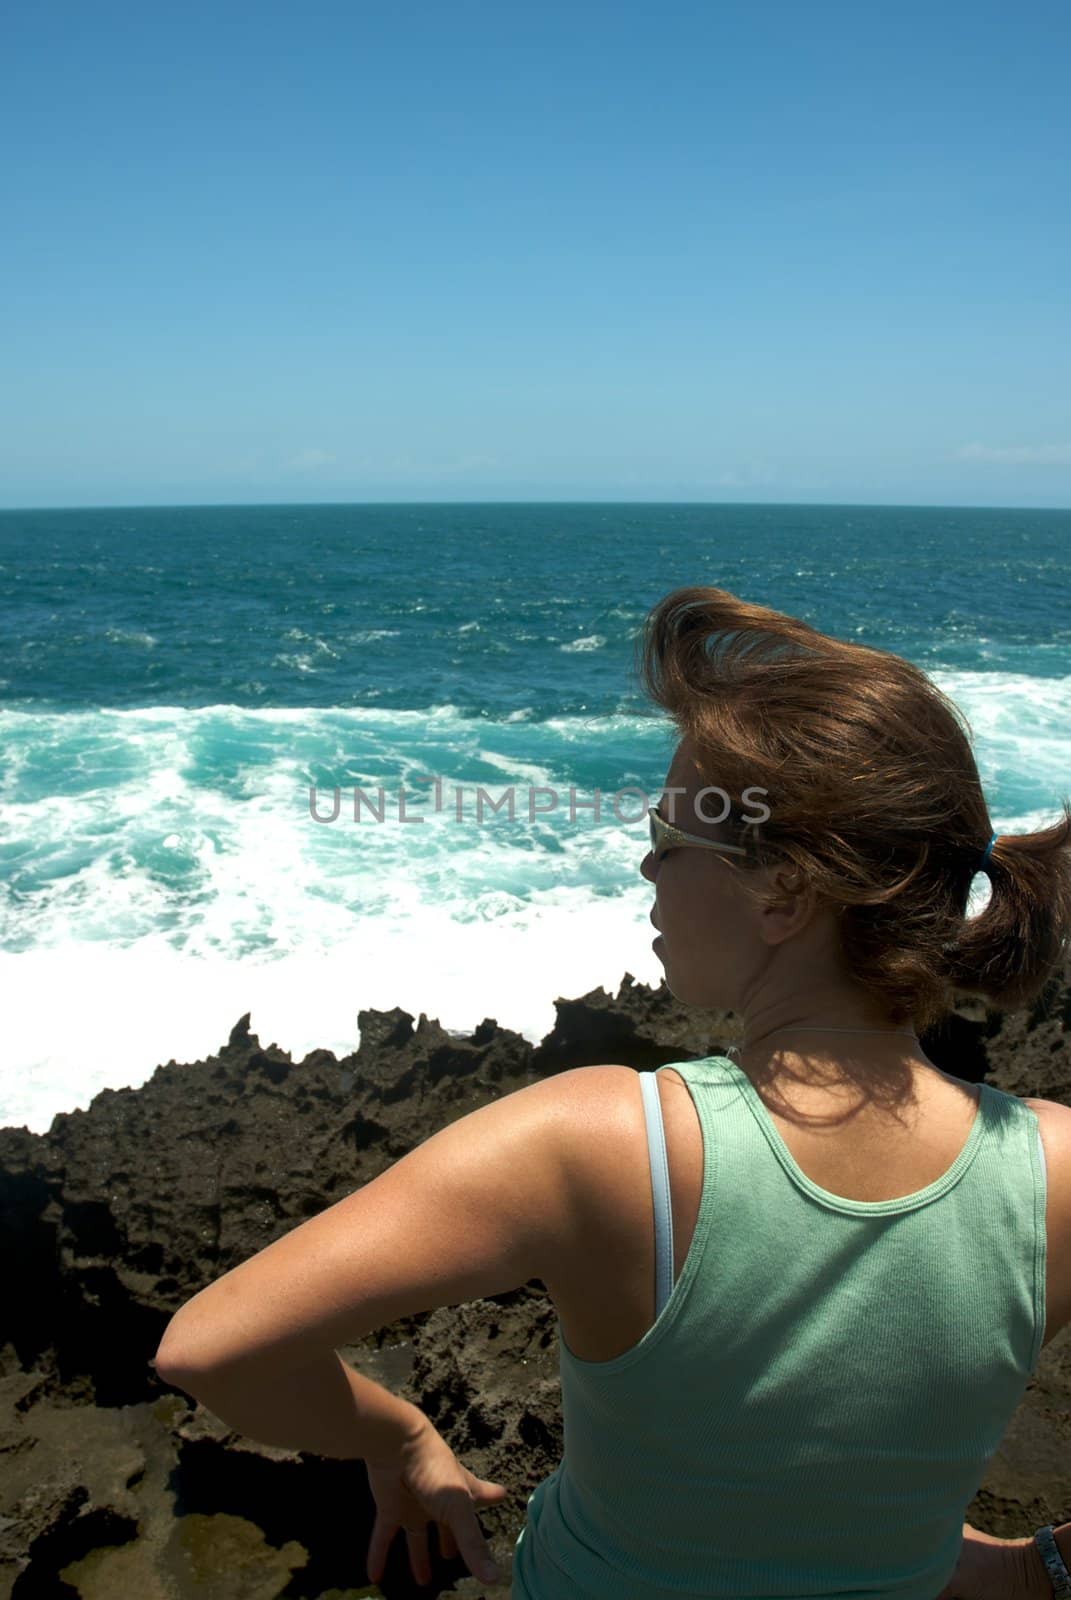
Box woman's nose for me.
[640,850,657,884]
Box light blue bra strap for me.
[1037,1123,1047,1185]
[639,1069,675,1318]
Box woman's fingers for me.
[366,1518,430,1586]
[369,1519,497,1589]
[445,1489,500,1583]
[404,1525,433,1586]
[437,1520,460,1560]
[365,1517,390,1583]
[367,1486,504,1587]
[465,1467,510,1503]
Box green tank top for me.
[511,1054,1046,1600]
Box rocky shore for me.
[2,969,1070,1600]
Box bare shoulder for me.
[479,1063,637,1124]
[502,1063,642,1187]
[527,1063,651,1241]
[1022,1094,1071,1152]
[490,1062,650,1165]
[1020,1095,1071,1192]
[1022,1094,1071,1118]
[534,1064,646,1152]
[533,1062,643,1111]
[1023,1098,1071,1350]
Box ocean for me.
[1,500,1068,1134]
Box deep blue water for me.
[3,502,1069,716]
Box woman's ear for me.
[756,864,817,944]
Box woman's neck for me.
[728,1021,937,1102]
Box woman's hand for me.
[932,1521,1048,1600]
[364,1413,509,1589]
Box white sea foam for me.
[0,888,664,1134]
[1,673,1068,1132]
[560,635,606,652]
[103,629,157,648]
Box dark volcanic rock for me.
[530,972,740,1073]
[1,970,1069,1597]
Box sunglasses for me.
[648,805,750,863]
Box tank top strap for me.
[640,1049,755,1312]
[640,1056,741,1317]
[638,1070,674,1317]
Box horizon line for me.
[2,495,1070,515]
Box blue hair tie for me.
[979,830,997,870]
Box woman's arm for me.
[156,1347,428,1461]
[153,1073,571,1378]
[934,1520,1069,1600]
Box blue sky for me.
[3,0,1069,510]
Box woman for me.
[156,586,1071,1599]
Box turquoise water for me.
[1,501,1068,1131]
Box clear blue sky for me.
[3,0,1069,510]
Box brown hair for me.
[637,585,1071,1033]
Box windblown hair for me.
[637,585,1071,1034]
